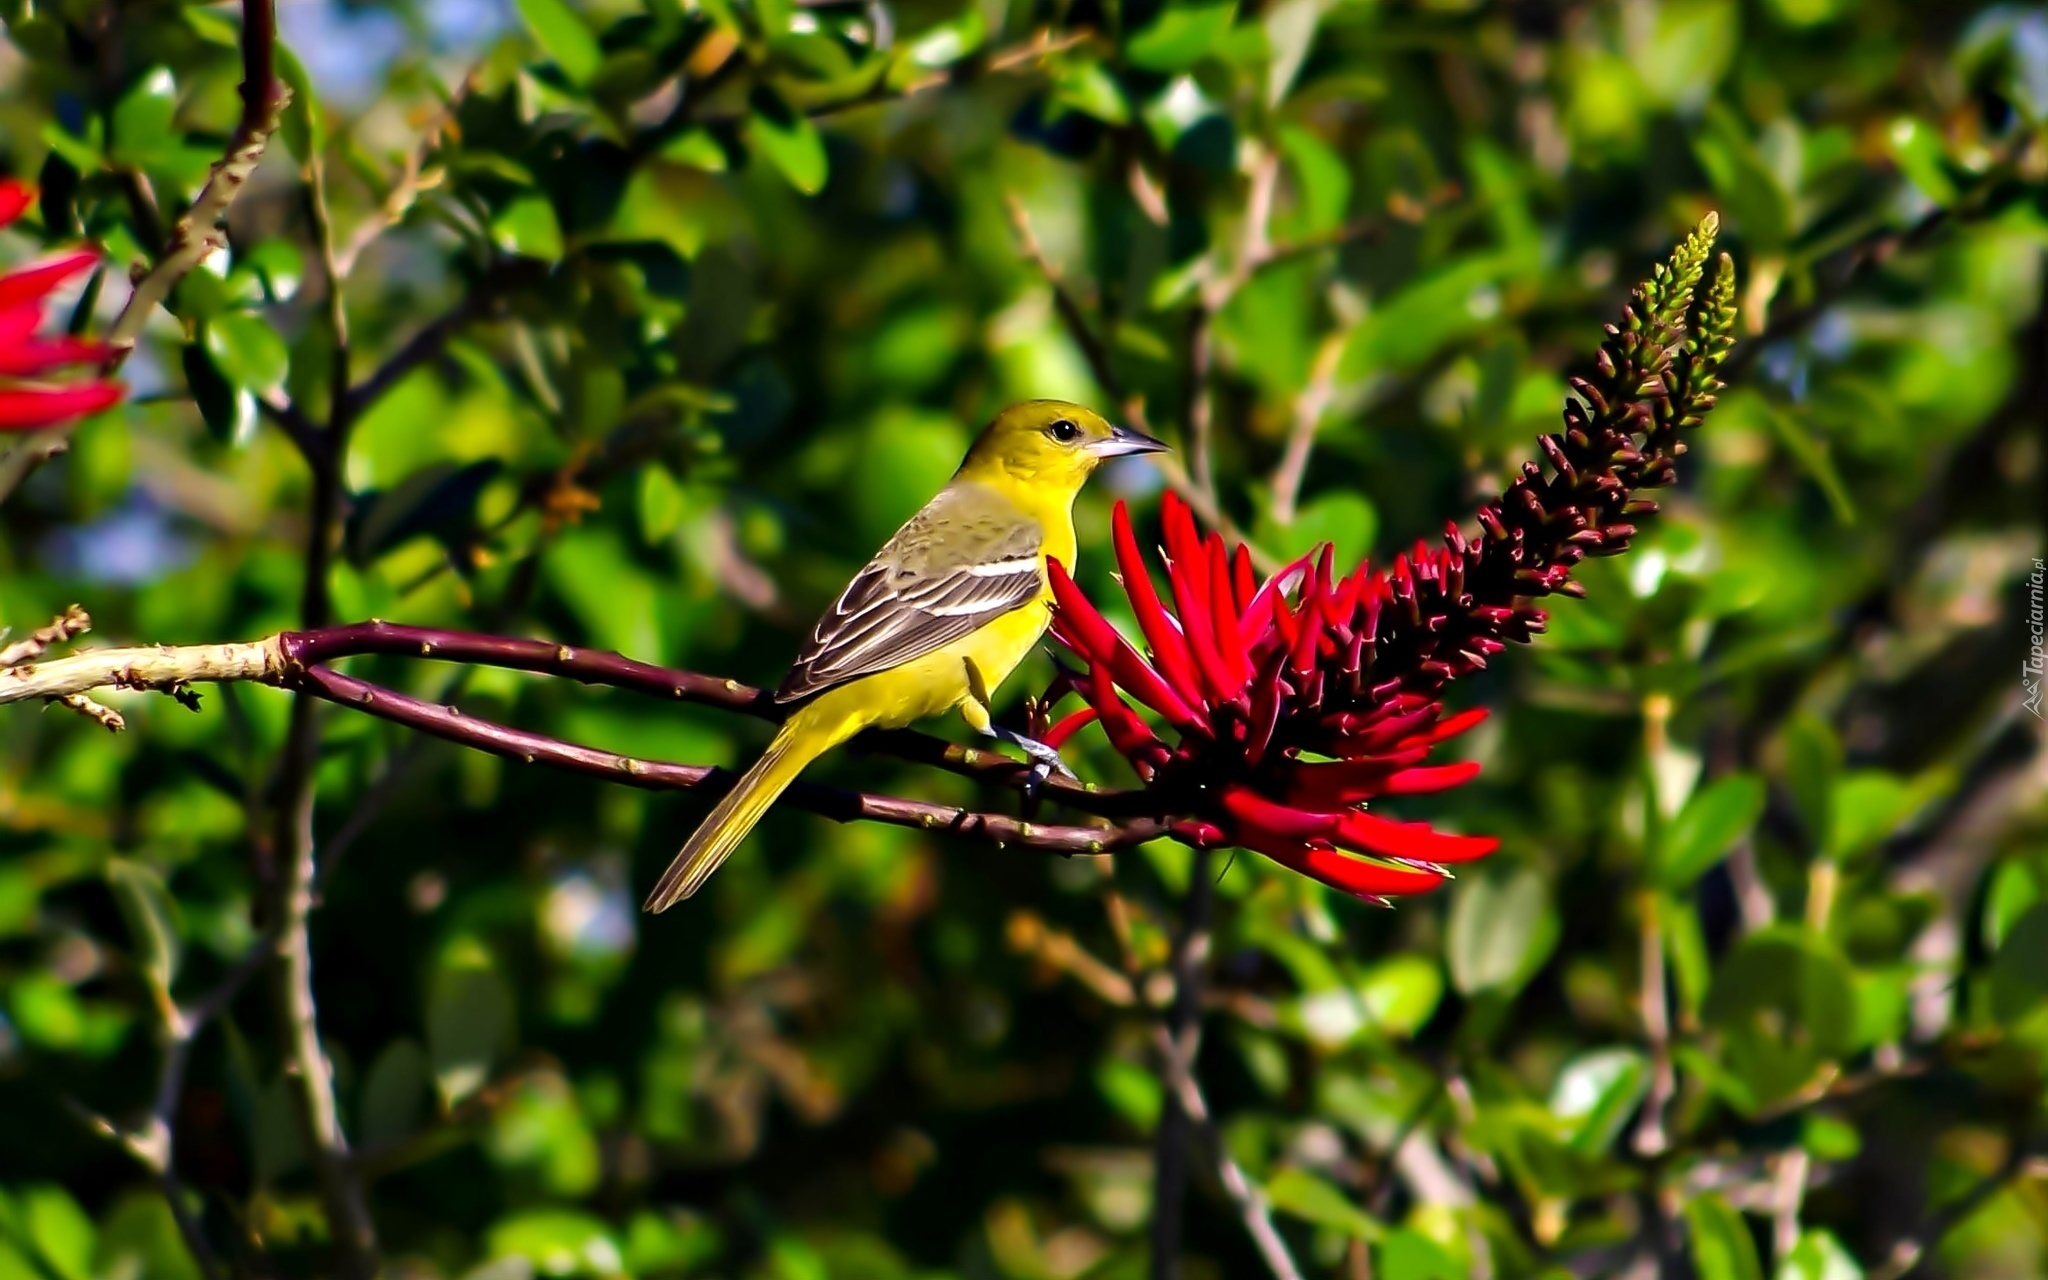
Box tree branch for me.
[0,620,1174,854]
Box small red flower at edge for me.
[0,180,125,431]
[1046,494,1499,907]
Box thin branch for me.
[1631,887,1675,1159]
[333,74,474,279]
[1151,843,1217,1280]
[340,257,540,422]
[68,932,275,1280]
[0,623,1173,853]
[0,604,92,668]
[1098,872,1303,1280]
[1268,330,1346,527]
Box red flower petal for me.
[1078,662,1169,773]
[0,249,102,312]
[1336,810,1498,864]
[1047,559,1202,729]
[1232,543,1255,615]
[1206,535,1249,690]
[1042,707,1100,750]
[1219,785,1341,842]
[1111,501,1206,710]
[1396,706,1488,750]
[1249,837,1448,899]
[1282,749,1432,807]
[1378,760,1483,796]
[0,304,42,346]
[1243,648,1288,767]
[1163,528,1234,708]
[0,181,32,229]
[0,335,111,377]
[0,381,124,430]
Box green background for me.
[1,0,2045,1276]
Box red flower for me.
[0,181,124,431]
[1047,496,1498,905]
[1045,215,1740,905]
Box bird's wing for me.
[776,488,1045,704]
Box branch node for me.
[54,692,125,731]
[1,604,93,669]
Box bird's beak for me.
[1089,423,1170,458]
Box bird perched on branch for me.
[644,400,1168,911]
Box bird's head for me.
[959,400,1168,489]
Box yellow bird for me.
[643,400,1168,912]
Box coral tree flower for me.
[0,180,124,431]
[1047,495,1498,905]
[1046,215,1739,906]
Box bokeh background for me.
[2,0,2047,1277]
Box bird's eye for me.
[1048,419,1080,443]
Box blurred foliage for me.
[1,0,2047,1276]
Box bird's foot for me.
[988,725,1078,797]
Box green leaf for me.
[1827,770,1919,861]
[1985,859,2039,951]
[659,128,730,171]
[1885,116,1958,206]
[1277,125,1351,237]
[1050,61,1131,125]
[109,68,177,168]
[1377,1228,1465,1280]
[1800,1114,1862,1162]
[1263,490,1377,563]
[1776,1229,1864,1280]
[486,1209,623,1277]
[1446,865,1557,997]
[205,312,290,395]
[491,193,566,261]
[1685,1194,1763,1280]
[1991,902,2048,1021]
[1094,1056,1162,1130]
[1548,1047,1650,1153]
[427,948,515,1107]
[516,0,603,84]
[6,1186,94,1280]
[1356,954,1442,1038]
[104,859,181,996]
[276,46,324,162]
[1704,927,1858,1108]
[1126,0,1237,72]
[1782,713,1839,854]
[745,91,829,195]
[638,464,687,542]
[1760,400,1856,525]
[1658,774,1765,889]
[360,1038,430,1146]
[906,7,986,68]
[1264,1168,1382,1240]
[182,336,256,445]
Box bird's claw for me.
[990,726,1077,797]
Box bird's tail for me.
[643,718,829,912]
